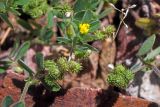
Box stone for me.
[126,70,160,105]
[53,87,158,107]
[99,38,116,82]
[0,72,157,107]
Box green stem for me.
[19,81,32,102]
[139,57,160,77]
[96,1,104,15]
[132,65,146,73]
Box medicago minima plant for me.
[0,0,136,106]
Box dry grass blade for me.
[0,27,11,45]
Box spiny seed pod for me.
[114,65,126,75]
[62,4,72,14]
[107,64,134,88]
[23,0,48,18]
[125,70,134,81]
[74,50,91,59]
[68,61,82,73]
[57,57,69,72]
[107,74,127,88]
[44,60,62,80]
[44,76,54,86]
[95,25,116,40]
[94,31,106,40]
[105,25,116,36]
[56,57,82,73]
[66,24,76,38]
[54,4,72,15]
[44,75,61,92]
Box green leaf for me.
[71,21,78,32]
[0,61,11,70]
[74,10,96,23]
[82,43,99,52]
[14,0,29,5]
[0,13,13,28]
[57,37,71,45]
[80,34,95,42]
[43,81,61,92]
[51,82,61,92]
[74,11,85,22]
[47,10,54,28]
[17,59,33,77]
[99,7,113,19]
[17,19,33,30]
[1,96,13,107]
[0,68,5,74]
[145,47,160,61]
[57,22,66,32]
[48,0,59,5]
[15,41,30,60]
[40,27,53,43]
[0,2,6,12]
[74,0,99,12]
[35,53,44,70]
[8,8,21,16]
[82,10,94,23]
[9,40,19,58]
[49,82,61,92]
[13,101,25,107]
[137,34,156,56]
[89,20,100,32]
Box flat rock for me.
[53,87,158,107]
[0,73,34,106]
[126,70,160,105]
[0,73,158,107]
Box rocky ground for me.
[0,72,158,107]
[0,0,160,106]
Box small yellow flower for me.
[79,23,90,34]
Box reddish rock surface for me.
[0,73,34,106]
[53,88,158,107]
[0,73,158,107]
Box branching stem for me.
[109,3,136,39]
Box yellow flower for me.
[79,23,90,34]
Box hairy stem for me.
[19,81,32,102]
